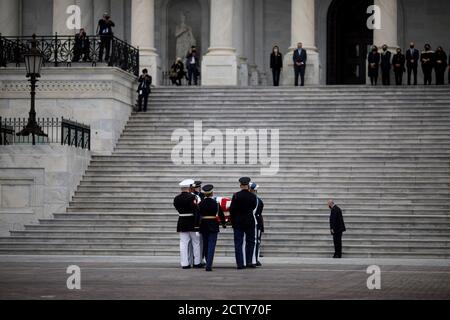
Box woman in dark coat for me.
[421,44,434,85]
[270,46,283,86]
[392,48,406,85]
[169,57,185,86]
[368,46,380,85]
[434,46,447,85]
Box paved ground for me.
[0,256,449,300]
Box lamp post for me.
[16,34,48,145]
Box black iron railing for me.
[0,34,139,77]
[0,117,90,150]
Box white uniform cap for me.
[179,179,195,187]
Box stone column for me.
[282,0,320,86]
[202,0,238,86]
[131,0,160,84]
[373,0,398,49]
[53,0,76,35]
[110,0,125,40]
[0,0,20,36]
[369,0,398,85]
[244,0,258,86]
[234,0,248,86]
[75,0,94,34]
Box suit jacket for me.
[380,50,392,71]
[392,53,406,71]
[330,205,346,234]
[270,53,283,69]
[137,75,152,95]
[406,48,419,67]
[186,52,200,67]
[293,48,307,67]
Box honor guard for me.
[173,179,203,269]
[249,182,264,267]
[191,181,205,202]
[229,177,258,269]
[199,185,226,271]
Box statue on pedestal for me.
[175,12,196,60]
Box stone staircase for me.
[1,86,450,258]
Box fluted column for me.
[0,0,20,36]
[282,0,320,85]
[373,0,398,49]
[234,0,248,86]
[75,0,94,34]
[131,0,160,84]
[53,0,76,35]
[202,0,238,86]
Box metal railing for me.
[0,34,139,77]
[0,117,90,150]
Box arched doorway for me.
[327,0,374,84]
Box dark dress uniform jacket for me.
[173,192,200,232]
[229,190,257,230]
[255,196,264,232]
[330,205,346,234]
[199,198,226,233]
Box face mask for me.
[410,46,414,49]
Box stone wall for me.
[0,145,90,236]
[0,67,136,155]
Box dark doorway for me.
[327,0,374,85]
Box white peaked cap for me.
[179,179,195,187]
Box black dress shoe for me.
[205,267,212,272]
[193,263,205,269]
[246,264,257,268]
[256,261,262,267]
[182,266,191,269]
[237,266,246,270]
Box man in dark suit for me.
[186,46,200,86]
[293,42,307,86]
[229,177,258,269]
[328,200,346,258]
[380,44,392,86]
[392,48,406,85]
[406,42,419,85]
[136,69,152,112]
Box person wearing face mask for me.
[406,42,419,85]
[270,46,283,86]
[434,46,448,85]
[293,42,307,86]
[328,200,346,259]
[186,46,200,86]
[380,44,392,86]
[421,44,434,85]
[367,46,380,86]
[392,48,406,86]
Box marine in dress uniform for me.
[249,183,264,267]
[173,179,203,269]
[328,200,346,259]
[421,44,434,85]
[229,177,258,269]
[199,185,226,272]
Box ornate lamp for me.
[16,34,48,145]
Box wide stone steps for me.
[1,87,449,257]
